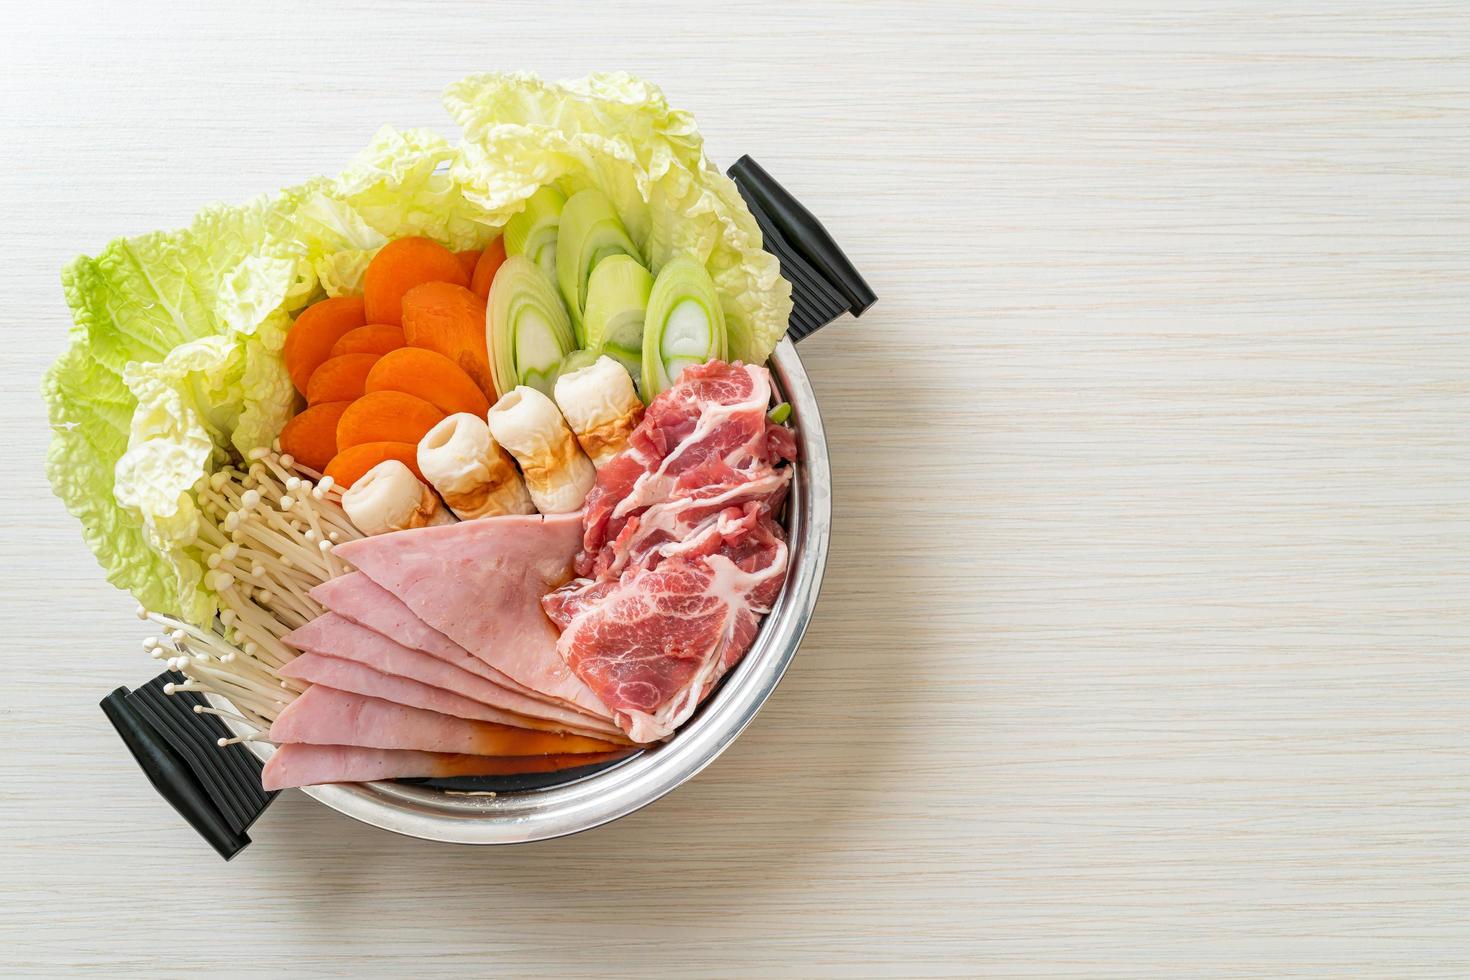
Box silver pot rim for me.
[224,338,830,844]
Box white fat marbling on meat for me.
[611,363,772,521]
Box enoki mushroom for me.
[139,447,362,738]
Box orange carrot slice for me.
[455,249,482,279]
[330,324,406,358]
[305,353,380,405]
[278,401,352,472]
[470,236,507,301]
[401,281,493,398]
[335,391,446,451]
[364,347,491,418]
[283,297,366,395]
[323,441,424,488]
[363,237,469,327]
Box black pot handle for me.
[101,685,251,860]
[100,671,277,860]
[727,155,877,342]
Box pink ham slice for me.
[276,653,627,742]
[261,743,631,790]
[283,611,623,739]
[332,514,612,719]
[269,686,620,756]
[308,573,590,717]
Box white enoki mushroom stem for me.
[217,731,273,748]
[159,632,295,692]
[150,450,366,740]
[193,703,256,726]
[172,665,286,721]
[185,689,274,732]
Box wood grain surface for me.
[3,1,1468,976]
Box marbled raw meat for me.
[546,507,787,743]
[545,366,796,745]
[577,361,793,579]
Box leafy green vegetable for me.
[583,254,653,379]
[642,256,728,398]
[489,257,577,397]
[503,184,566,282]
[444,72,792,363]
[45,73,794,626]
[45,128,493,625]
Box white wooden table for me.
[4,2,1468,976]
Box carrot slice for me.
[363,237,469,327]
[278,401,352,472]
[401,281,493,398]
[469,236,507,301]
[305,353,380,405]
[323,441,424,488]
[455,249,482,279]
[364,347,491,418]
[283,297,366,395]
[330,324,406,358]
[335,390,446,451]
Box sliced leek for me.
[555,188,640,343]
[582,254,653,378]
[487,257,576,397]
[503,185,566,282]
[555,348,602,380]
[641,256,728,399]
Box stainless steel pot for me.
[226,337,830,843]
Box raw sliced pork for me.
[261,744,631,791]
[331,514,614,719]
[545,505,788,742]
[544,362,796,743]
[577,360,795,579]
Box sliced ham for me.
[261,743,631,790]
[309,572,576,714]
[332,514,612,719]
[283,611,623,739]
[269,686,620,756]
[276,653,629,743]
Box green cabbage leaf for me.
[44,74,790,625]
